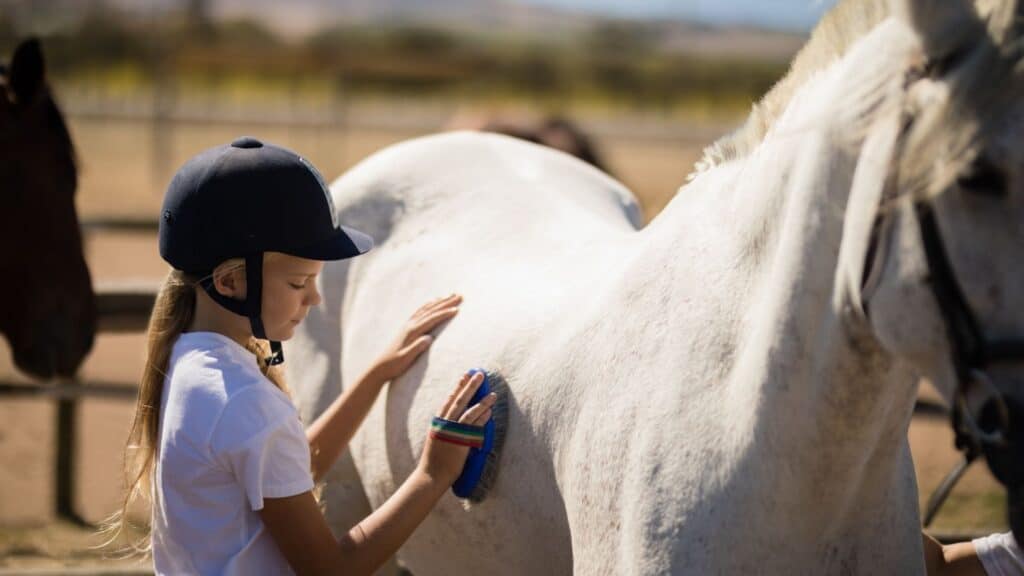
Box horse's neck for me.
[631,119,920,528]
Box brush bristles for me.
[463,370,509,505]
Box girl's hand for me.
[419,371,497,483]
[373,294,462,382]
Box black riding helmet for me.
[158,136,373,366]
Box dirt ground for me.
[0,115,1007,570]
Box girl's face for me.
[260,252,323,341]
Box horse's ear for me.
[890,0,984,60]
[9,38,45,106]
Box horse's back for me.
[290,130,642,413]
[326,129,646,384]
[328,130,641,242]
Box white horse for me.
[285,0,1024,573]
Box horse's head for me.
[856,0,1024,543]
[0,39,95,379]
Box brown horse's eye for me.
[957,155,1007,197]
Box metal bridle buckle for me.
[956,369,1011,449]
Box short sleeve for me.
[210,386,315,511]
[973,532,1024,576]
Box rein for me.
[915,202,1024,525]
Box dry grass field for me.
[0,112,1007,570]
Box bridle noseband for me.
[916,202,1024,524]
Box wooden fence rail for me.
[95,280,160,333]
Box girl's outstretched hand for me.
[419,371,497,483]
[373,294,462,382]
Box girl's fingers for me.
[468,408,492,427]
[411,307,459,335]
[439,371,472,416]
[458,393,496,425]
[397,334,432,359]
[433,294,462,308]
[414,294,462,319]
[443,371,484,420]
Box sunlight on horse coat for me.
[286,0,1024,573]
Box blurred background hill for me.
[0,0,804,117]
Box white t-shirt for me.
[152,331,314,576]
[974,532,1024,576]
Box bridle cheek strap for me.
[915,202,1024,526]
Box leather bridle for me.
[915,202,1024,525]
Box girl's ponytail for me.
[99,269,195,555]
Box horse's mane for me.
[694,0,893,175]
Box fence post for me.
[55,396,83,524]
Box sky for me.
[520,0,840,31]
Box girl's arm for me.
[263,371,495,576]
[305,294,462,482]
[923,532,987,576]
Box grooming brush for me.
[451,368,508,502]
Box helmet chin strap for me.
[198,252,284,367]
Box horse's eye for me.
[923,45,971,79]
[957,155,1007,197]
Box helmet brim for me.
[284,225,374,261]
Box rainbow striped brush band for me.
[430,417,486,449]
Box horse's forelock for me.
[972,0,1024,43]
[892,19,1024,206]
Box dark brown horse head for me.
[0,39,95,379]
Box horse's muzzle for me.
[13,302,95,380]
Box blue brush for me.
[451,368,508,502]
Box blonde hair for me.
[99,260,288,556]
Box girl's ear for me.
[213,265,247,299]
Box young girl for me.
[106,137,496,575]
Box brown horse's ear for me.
[9,37,45,106]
